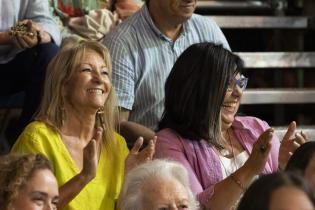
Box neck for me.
[148,3,184,41]
[61,106,96,141]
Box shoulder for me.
[104,12,142,48]
[188,14,230,49]
[113,132,129,154]
[156,128,197,150]
[189,14,221,30]
[234,116,269,130]
[157,128,183,143]
[114,132,128,146]
[19,121,57,140]
[11,121,59,155]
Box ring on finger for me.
[260,145,267,153]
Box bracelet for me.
[230,173,247,192]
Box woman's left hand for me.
[278,121,307,170]
[124,136,157,174]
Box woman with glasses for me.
[155,42,305,210]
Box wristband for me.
[230,173,247,192]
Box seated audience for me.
[104,0,230,143]
[0,0,61,137]
[155,42,306,210]
[11,40,156,210]
[0,153,59,210]
[237,172,315,210]
[286,141,315,189]
[118,159,199,210]
[49,0,142,44]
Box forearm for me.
[118,121,155,144]
[0,32,12,45]
[204,165,256,210]
[58,172,92,209]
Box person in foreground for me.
[118,159,199,210]
[237,172,315,210]
[0,153,59,210]
[155,42,306,210]
[11,41,156,210]
[286,141,315,189]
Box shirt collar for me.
[141,4,191,41]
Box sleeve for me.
[25,0,62,45]
[104,34,135,110]
[155,131,214,201]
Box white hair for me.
[118,159,199,210]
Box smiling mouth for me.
[222,102,238,112]
[87,88,104,94]
[180,3,195,8]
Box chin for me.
[221,116,235,128]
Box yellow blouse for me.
[11,121,129,210]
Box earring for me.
[96,107,105,129]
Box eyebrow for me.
[30,191,48,197]
[80,63,107,68]
[30,192,59,200]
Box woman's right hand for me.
[81,127,103,181]
[244,128,274,175]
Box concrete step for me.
[242,88,315,104]
[197,0,271,10]
[208,16,313,29]
[236,52,315,68]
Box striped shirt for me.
[104,5,230,130]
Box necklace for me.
[219,129,234,158]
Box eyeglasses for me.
[227,74,248,92]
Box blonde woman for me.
[11,40,156,210]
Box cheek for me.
[13,195,35,210]
[104,78,112,92]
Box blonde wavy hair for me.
[36,40,118,148]
[0,154,53,210]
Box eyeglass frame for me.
[227,74,248,92]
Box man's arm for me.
[117,107,155,146]
[0,32,12,45]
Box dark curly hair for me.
[0,153,53,210]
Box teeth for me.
[222,102,237,107]
[87,89,103,94]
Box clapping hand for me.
[245,128,274,175]
[124,136,157,174]
[278,121,306,170]
[81,127,103,181]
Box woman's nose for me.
[232,85,243,97]
[92,71,104,83]
[44,203,54,210]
